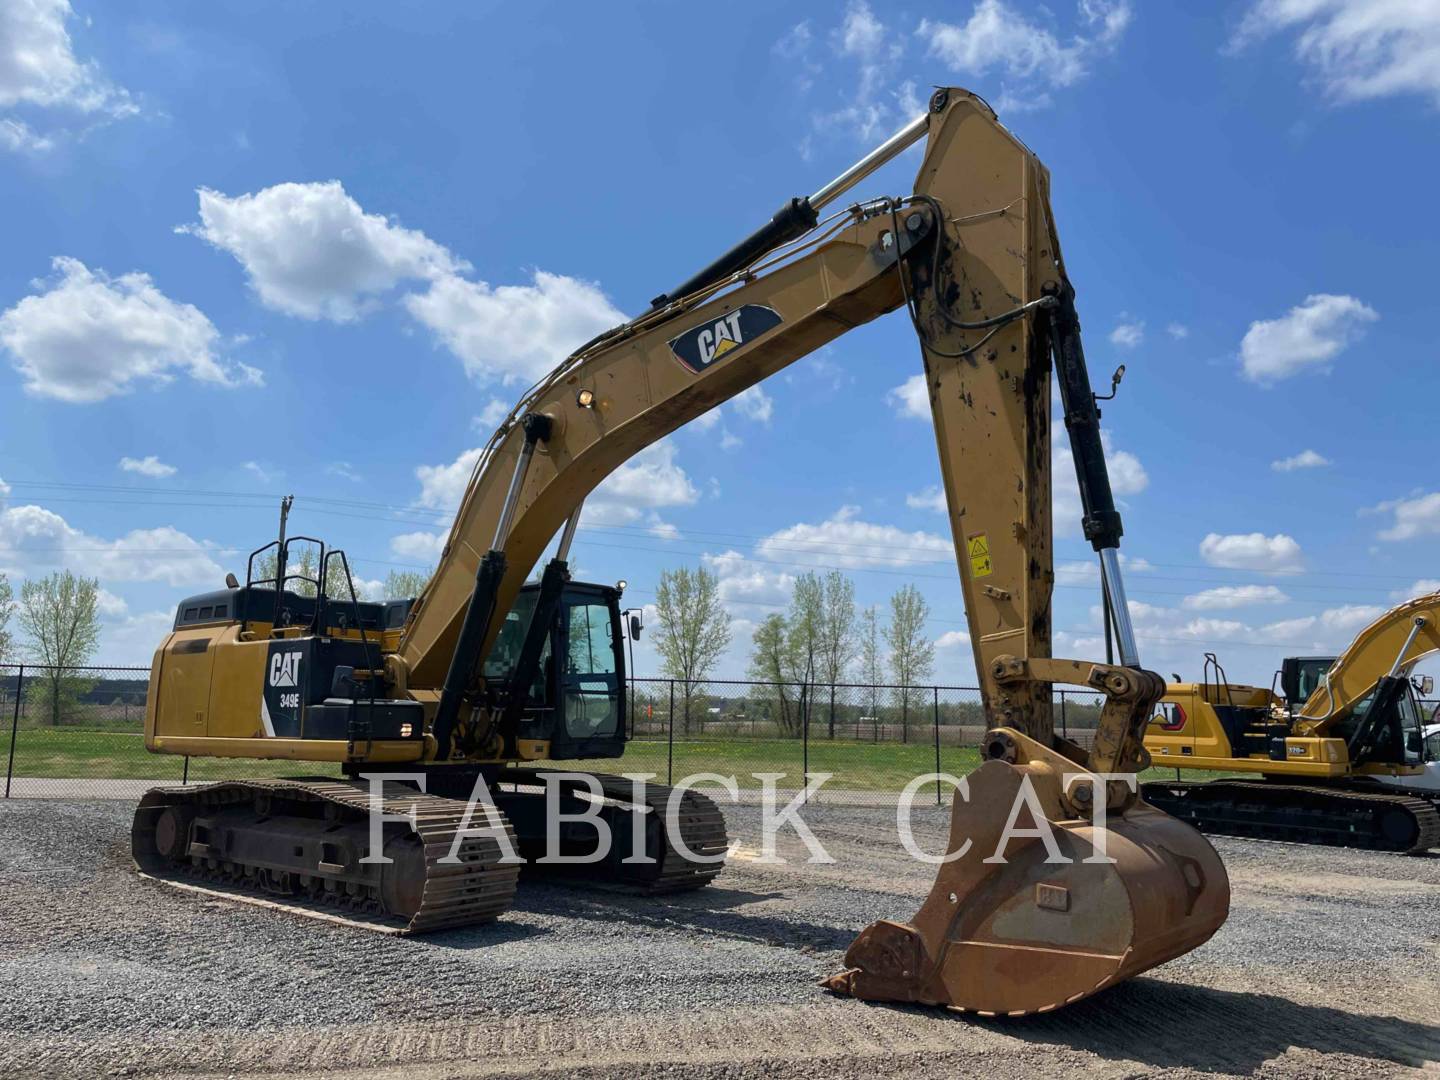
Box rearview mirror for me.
[628,611,643,641]
[1418,675,1434,697]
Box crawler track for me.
[132,778,521,932]
[1141,779,1440,854]
[495,771,730,892]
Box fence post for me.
[667,679,675,786]
[933,686,941,807]
[828,682,835,740]
[902,692,908,744]
[802,687,810,803]
[5,665,22,799]
[183,756,190,785]
[1060,690,1068,740]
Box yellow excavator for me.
[1142,595,1440,853]
[134,87,1229,1016]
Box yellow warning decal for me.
[968,534,992,578]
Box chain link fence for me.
[0,663,347,800]
[0,663,1117,803]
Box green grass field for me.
[0,726,1214,792]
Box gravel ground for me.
[0,798,1436,1080]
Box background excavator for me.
[134,87,1229,1016]
[1142,593,1440,853]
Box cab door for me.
[557,597,622,750]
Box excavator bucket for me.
[825,757,1230,1016]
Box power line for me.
[5,476,1428,584]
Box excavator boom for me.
[388,87,1229,1013]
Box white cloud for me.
[920,0,1132,111]
[1271,448,1330,472]
[1109,319,1144,348]
[325,461,361,483]
[1166,322,1189,340]
[95,587,129,618]
[756,505,952,569]
[0,117,54,153]
[473,399,511,431]
[935,629,971,650]
[391,530,447,562]
[1391,578,1440,601]
[0,0,135,152]
[1054,431,1148,537]
[0,504,225,586]
[118,455,176,479]
[411,439,698,543]
[586,441,699,530]
[1182,584,1290,610]
[1232,0,1440,107]
[1372,491,1440,542]
[906,486,947,513]
[0,1,132,112]
[887,373,929,420]
[1261,604,1386,649]
[351,577,385,599]
[95,609,175,666]
[702,550,796,609]
[0,257,261,403]
[405,270,625,386]
[1199,531,1304,573]
[1239,293,1377,384]
[415,447,482,512]
[182,181,465,322]
[783,1,920,150]
[906,428,1146,538]
[241,461,272,485]
[1056,553,1150,588]
[732,385,774,423]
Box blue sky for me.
[2,0,1439,686]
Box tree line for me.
[651,565,938,734]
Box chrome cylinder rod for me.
[1099,547,1141,669]
[493,426,542,549]
[809,113,929,210]
[554,504,583,563]
[1388,616,1427,679]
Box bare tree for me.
[858,604,883,730]
[884,584,934,737]
[816,570,856,736]
[786,572,824,687]
[748,613,802,736]
[0,572,14,663]
[817,571,857,685]
[383,568,433,600]
[255,544,365,600]
[654,566,731,732]
[19,571,100,726]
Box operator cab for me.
[482,580,634,760]
[1279,656,1336,710]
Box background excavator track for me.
[1140,780,1440,854]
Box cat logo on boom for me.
[667,304,784,374]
